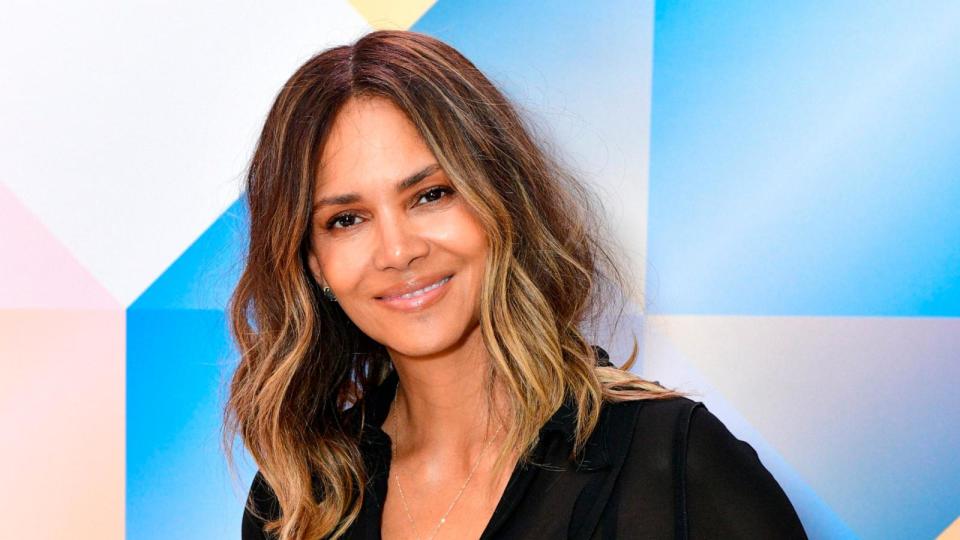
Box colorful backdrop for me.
[1,1,958,538]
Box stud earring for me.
[322,285,338,302]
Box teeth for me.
[395,276,450,299]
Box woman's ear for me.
[306,249,324,287]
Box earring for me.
[322,285,338,302]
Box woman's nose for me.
[372,210,429,271]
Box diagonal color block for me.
[0,309,124,539]
[939,516,960,540]
[647,314,960,539]
[0,184,117,309]
[132,197,248,311]
[641,325,857,539]
[349,0,436,29]
[647,1,960,316]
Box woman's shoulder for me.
[602,396,807,538]
[241,471,280,540]
[609,395,763,482]
[596,394,703,455]
[681,402,807,537]
[599,395,765,469]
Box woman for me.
[225,30,807,540]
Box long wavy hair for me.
[223,29,684,540]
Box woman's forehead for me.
[316,97,436,192]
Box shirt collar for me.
[351,369,397,449]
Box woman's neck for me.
[384,324,509,458]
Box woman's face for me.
[307,96,489,359]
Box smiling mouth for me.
[378,275,453,301]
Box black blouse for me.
[242,350,807,539]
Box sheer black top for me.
[241,349,807,539]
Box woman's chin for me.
[382,325,479,362]
[384,338,455,360]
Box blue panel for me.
[647,1,960,318]
[128,196,252,538]
[415,0,646,77]
[413,0,651,164]
[127,308,252,539]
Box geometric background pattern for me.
[2,1,958,538]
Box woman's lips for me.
[376,275,452,312]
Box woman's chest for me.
[374,462,605,540]
[378,454,516,540]
[351,401,650,539]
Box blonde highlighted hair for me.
[223,29,684,540]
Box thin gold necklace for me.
[387,384,504,540]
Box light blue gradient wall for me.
[123,1,960,539]
[646,1,960,538]
[647,1,960,317]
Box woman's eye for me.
[417,186,454,205]
[323,187,453,232]
[325,213,362,230]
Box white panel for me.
[0,1,371,305]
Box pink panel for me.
[0,184,117,309]
[0,310,124,539]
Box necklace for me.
[387,384,504,540]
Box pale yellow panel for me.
[348,0,436,30]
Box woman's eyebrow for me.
[313,163,441,210]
